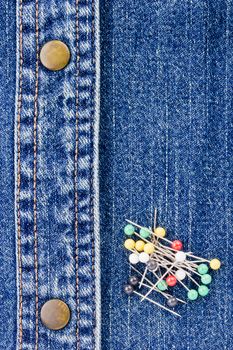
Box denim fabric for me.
[0,0,99,349]
[100,1,233,349]
[1,0,233,349]
[0,1,17,349]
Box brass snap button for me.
[40,299,71,330]
[40,40,70,71]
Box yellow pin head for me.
[210,258,221,270]
[124,239,135,250]
[144,243,155,254]
[135,240,145,252]
[154,227,166,238]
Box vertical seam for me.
[92,0,101,345]
[224,0,230,344]
[33,0,39,348]
[75,0,80,348]
[16,0,23,348]
[91,0,96,349]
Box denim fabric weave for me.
[7,0,98,349]
[100,1,233,349]
[1,0,233,349]
[0,1,17,349]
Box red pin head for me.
[171,240,183,251]
[166,275,177,287]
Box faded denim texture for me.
[0,0,233,350]
[0,0,17,349]
[100,1,233,350]
[0,0,99,349]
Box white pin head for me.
[175,251,186,262]
[129,253,139,265]
[175,269,186,280]
[139,252,150,263]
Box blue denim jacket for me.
[0,0,233,349]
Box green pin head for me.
[198,285,209,297]
[124,224,135,236]
[187,289,198,301]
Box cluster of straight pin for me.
[123,209,221,317]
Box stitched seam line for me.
[16,0,23,348]
[91,0,96,349]
[75,0,80,348]
[33,0,39,348]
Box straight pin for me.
[123,214,221,310]
[133,291,181,317]
[141,282,187,304]
[126,219,173,244]
[139,266,148,288]
[141,251,187,301]
[130,265,186,304]
[186,272,200,287]
[151,208,158,245]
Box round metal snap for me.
[40,40,70,71]
[40,299,71,330]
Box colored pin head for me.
[129,275,139,287]
[139,252,150,263]
[154,227,166,238]
[124,284,134,295]
[167,296,178,307]
[147,260,158,272]
[198,285,209,297]
[197,263,209,275]
[124,224,135,236]
[157,280,168,291]
[187,289,198,301]
[135,240,145,252]
[140,227,151,238]
[171,240,183,251]
[124,238,135,250]
[129,253,139,265]
[144,242,155,254]
[201,274,212,285]
[175,269,186,281]
[166,275,177,287]
[175,251,186,262]
[210,258,221,270]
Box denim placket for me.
[16,0,37,348]
[37,0,77,348]
[15,0,100,349]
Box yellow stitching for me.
[91,0,96,348]
[75,0,80,348]
[16,0,23,348]
[33,0,39,348]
